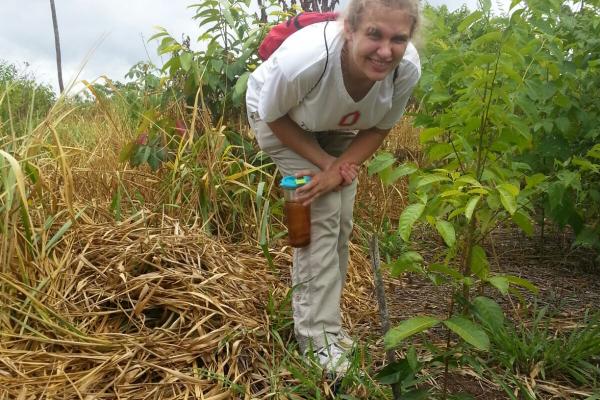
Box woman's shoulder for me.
[393,42,421,88]
[398,43,421,75]
[272,21,343,81]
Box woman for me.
[246,0,421,374]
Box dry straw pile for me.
[0,212,379,399]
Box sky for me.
[0,0,511,95]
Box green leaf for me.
[23,161,40,185]
[472,296,504,331]
[380,163,418,185]
[468,187,489,195]
[233,71,250,103]
[555,117,570,134]
[368,152,396,175]
[525,173,546,189]
[385,316,440,349]
[497,183,518,215]
[587,144,600,159]
[428,263,464,280]
[147,150,162,171]
[456,175,481,186]
[469,245,489,279]
[465,196,480,221]
[547,181,565,211]
[219,0,236,29]
[132,145,151,167]
[46,208,87,252]
[574,227,598,248]
[472,31,502,48]
[429,92,452,103]
[388,251,424,276]
[435,219,456,247]
[416,174,450,189]
[427,143,454,161]
[110,186,122,221]
[375,359,413,385]
[420,127,443,143]
[487,276,509,295]
[211,58,224,71]
[510,0,521,9]
[457,11,484,32]
[443,316,490,351]
[179,52,193,72]
[148,27,169,42]
[504,275,538,295]
[512,210,534,236]
[406,346,419,371]
[398,203,425,242]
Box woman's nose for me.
[377,42,392,59]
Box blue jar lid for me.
[280,175,312,189]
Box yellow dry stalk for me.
[45,122,75,220]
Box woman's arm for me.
[296,127,391,205]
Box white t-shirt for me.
[246,20,421,132]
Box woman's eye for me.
[366,30,380,39]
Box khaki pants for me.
[249,113,357,352]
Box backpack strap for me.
[304,21,330,99]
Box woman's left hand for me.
[338,162,359,186]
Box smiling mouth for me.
[368,58,392,72]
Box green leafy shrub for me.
[0,61,56,138]
[513,0,600,254]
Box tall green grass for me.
[476,305,600,398]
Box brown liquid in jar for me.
[284,201,311,247]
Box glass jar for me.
[280,176,311,248]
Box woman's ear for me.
[343,19,354,41]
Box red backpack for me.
[258,12,339,61]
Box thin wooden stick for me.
[369,233,401,400]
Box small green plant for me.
[375,346,431,399]
[378,216,409,264]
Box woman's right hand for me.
[294,168,344,205]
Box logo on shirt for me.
[338,111,361,127]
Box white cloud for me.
[1,0,198,92]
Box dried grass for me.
[0,211,380,399]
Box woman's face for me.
[344,6,413,82]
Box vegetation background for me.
[0,0,598,399]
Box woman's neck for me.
[341,43,375,102]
